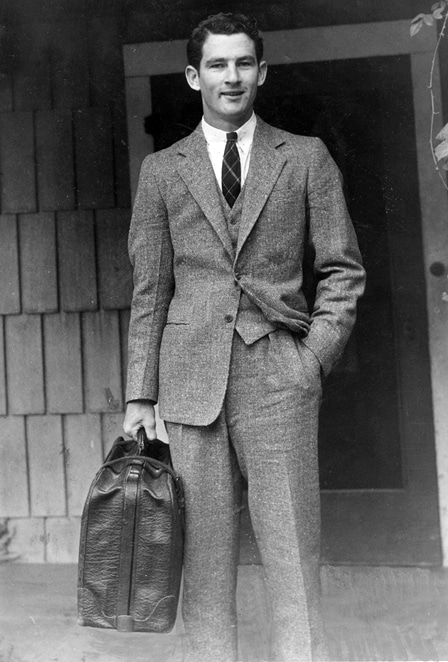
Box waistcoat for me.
[221,190,276,345]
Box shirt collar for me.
[201,113,257,152]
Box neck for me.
[203,112,254,133]
[203,111,254,133]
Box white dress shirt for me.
[201,113,257,191]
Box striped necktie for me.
[222,132,241,208]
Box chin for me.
[223,105,249,117]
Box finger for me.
[123,421,140,440]
[145,425,157,441]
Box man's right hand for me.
[123,400,157,440]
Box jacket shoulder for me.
[258,118,326,156]
[275,127,326,153]
[139,131,196,170]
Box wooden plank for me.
[123,39,188,77]
[82,0,123,17]
[0,76,13,112]
[57,210,98,312]
[86,17,131,207]
[19,212,58,313]
[123,11,163,45]
[50,20,89,109]
[0,215,20,314]
[113,103,132,209]
[0,112,36,214]
[64,414,102,516]
[4,0,87,21]
[125,76,154,202]
[0,319,5,415]
[87,17,125,108]
[27,415,65,517]
[44,313,83,414]
[46,517,81,563]
[96,208,133,309]
[82,311,123,413]
[411,50,448,566]
[74,107,115,209]
[102,413,125,458]
[0,416,28,517]
[36,110,75,211]
[5,315,45,415]
[123,22,435,78]
[13,22,51,111]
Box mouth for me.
[221,91,244,98]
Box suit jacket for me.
[126,117,366,426]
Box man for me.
[124,12,365,662]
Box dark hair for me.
[187,12,263,71]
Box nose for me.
[225,63,241,84]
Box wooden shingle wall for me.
[0,4,132,562]
[0,0,429,562]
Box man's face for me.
[186,32,267,131]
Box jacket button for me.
[225,314,234,323]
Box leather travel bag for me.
[77,430,184,633]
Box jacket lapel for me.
[177,126,234,259]
[236,118,287,258]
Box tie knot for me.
[226,132,238,142]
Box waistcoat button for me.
[225,314,234,323]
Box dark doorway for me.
[148,53,441,564]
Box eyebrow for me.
[204,55,257,65]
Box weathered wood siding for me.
[0,1,133,561]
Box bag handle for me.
[137,427,148,454]
[128,428,185,511]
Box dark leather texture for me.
[77,435,184,633]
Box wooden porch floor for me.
[1,563,447,661]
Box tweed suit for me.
[126,118,365,415]
[126,117,365,661]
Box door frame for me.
[123,20,448,565]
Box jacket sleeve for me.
[301,138,366,377]
[125,155,174,403]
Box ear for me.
[185,65,201,91]
[257,60,268,87]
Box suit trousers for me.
[166,329,328,662]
